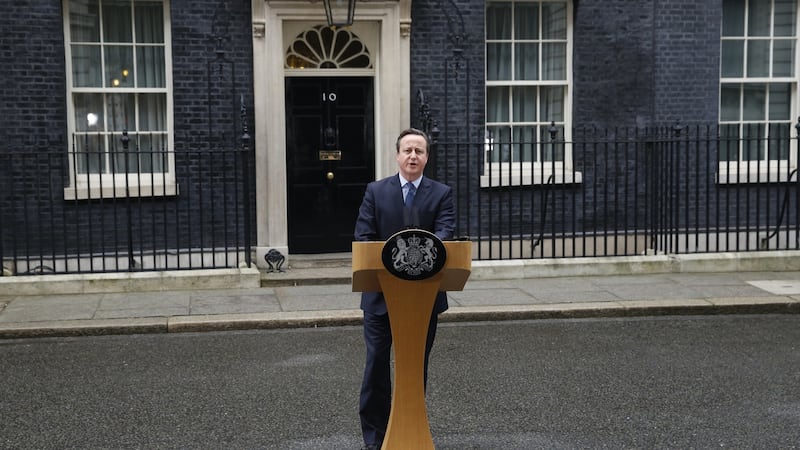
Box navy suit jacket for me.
[354,174,455,315]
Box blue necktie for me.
[405,183,416,207]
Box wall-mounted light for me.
[323,0,356,28]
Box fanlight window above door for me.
[286,25,372,69]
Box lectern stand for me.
[352,238,471,450]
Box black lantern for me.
[323,0,356,27]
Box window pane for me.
[774,0,797,36]
[74,134,106,174]
[720,84,741,121]
[138,133,167,172]
[542,42,566,80]
[111,134,140,173]
[486,126,511,162]
[541,125,564,161]
[542,2,567,39]
[719,124,740,161]
[107,93,135,131]
[135,1,164,44]
[512,86,537,122]
[73,93,105,131]
[768,123,790,160]
[137,46,165,87]
[487,86,509,122]
[71,44,102,87]
[746,40,770,77]
[486,2,512,39]
[514,43,539,80]
[333,28,351,57]
[103,0,133,42]
[721,40,744,77]
[768,83,791,119]
[742,83,766,120]
[139,93,166,131]
[70,0,100,42]
[722,0,745,36]
[747,0,771,36]
[513,126,535,162]
[514,3,538,40]
[105,45,134,87]
[742,123,765,160]
[487,43,512,80]
[541,86,564,122]
[772,39,795,76]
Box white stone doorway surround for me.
[250,0,413,268]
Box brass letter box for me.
[319,150,342,161]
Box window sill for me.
[64,182,179,200]
[480,171,583,188]
[716,169,797,185]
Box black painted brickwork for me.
[653,0,721,125]
[573,0,657,129]
[171,0,254,153]
[0,0,68,153]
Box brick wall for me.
[170,0,254,153]
[653,0,721,125]
[0,0,68,152]
[573,0,657,128]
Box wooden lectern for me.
[352,239,472,450]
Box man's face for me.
[396,134,428,181]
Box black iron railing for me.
[432,123,800,259]
[3,123,799,275]
[0,145,253,275]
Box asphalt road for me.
[1,315,798,449]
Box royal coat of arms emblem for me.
[381,229,447,281]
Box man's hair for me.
[395,128,430,153]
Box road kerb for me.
[0,317,167,339]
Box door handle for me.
[326,171,335,181]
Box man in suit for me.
[354,128,455,449]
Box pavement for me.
[1,254,800,339]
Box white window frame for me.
[483,0,578,187]
[719,0,799,184]
[62,0,176,200]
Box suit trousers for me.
[359,310,439,446]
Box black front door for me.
[285,77,375,253]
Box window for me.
[63,0,174,199]
[719,0,798,183]
[484,0,576,187]
[285,25,372,69]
